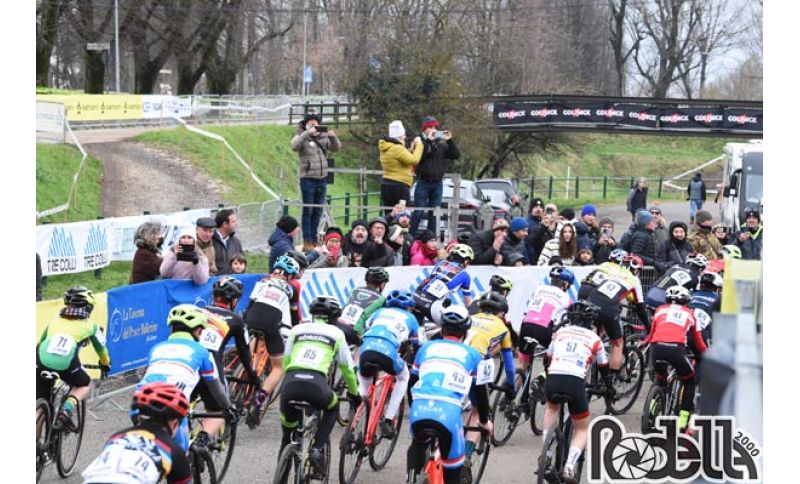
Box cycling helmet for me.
[448,244,474,262]
[565,301,600,329]
[477,291,509,314]
[212,276,243,300]
[665,285,691,305]
[365,267,390,285]
[440,306,472,333]
[286,249,309,270]
[309,296,342,322]
[549,266,575,287]
[489,274,513,293]
[608,249,628,264]
[685,252,708,270]
[167,304,209,330]
[385,289,415,310]
[274,255,301,276]
[622,254,644,274]
[64,286,96,310]
[721,245,742,260]
[132,382,190,421]
[699,271,724,290]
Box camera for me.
[603,228,611,236]
[176,243,196,262]
[433,130,446,139]
[315,125,328,133]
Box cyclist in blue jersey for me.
[412,244,475,326]
[406,306,493,484]
[137,304,232,452]
[688,271,723,345]
[358,290,425,439]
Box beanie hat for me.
[387,225,405,242]
[577,239,593,252]
[492,218,510,231]
[695,210,713,224]
[636,209,654,227]
[744,207,761,222]
[420,116,439,131]
[417,230,436,244]
[530,197,545,208]
[178,226,196,240]
[560,208,575,220]
[599,217,614,228]
[369,216,388,231]
[396,209,412,219]
[324,232,342,244]
[581,204,597,217]
[388,120,406,138]
[509,217,528,232]
[276,215,299,234]
[351,219,368,231]
[325,226,344,238]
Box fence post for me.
[289,104,294,126]
[529,177,534,200]
[603,176,608,200]
[283,201,289,216]
[183,207,190,211]
[548,176,554,200]
[143,210,150,215]
[575,176,580,199]
[362,192,369,221]
[630,176,635,189]
[658,176,664,198]
[449,173,461,242]
[94,216,104,280]
[334,101,340,127]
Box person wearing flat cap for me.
[195,216,218,276]
[159,226,209,284]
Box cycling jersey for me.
[249,277,294,321]
[140,332,219,398]
[521,285,573,328]
[645,266,698,308]
[337,286,386,344]
[283,320,358,395]
[643,304,707,353]
[413,261,473,321]
[81,422,191,484]
[245,276,295,356]
[203,305,258,384]
[576,262,622,299]
[361,307,424,373]
[465,313,515,388]
[688,290,721,317]
[546,325,608,380]
[289,279,302,326]
[37,316,110,371]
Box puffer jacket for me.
[733,224,763,260]
[657,221,694,267]
[416,137,460,182]
[378,137,423,187]
[291,128,340,180]
[268,228,295,272]
[628,225,665,273]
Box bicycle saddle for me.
[287,400,316,411]
[549,392,571,404]
[415,428,441,444]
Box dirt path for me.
[85,141,225,217]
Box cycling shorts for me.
[586,294,622,341]
[36,349,90,401]
[190,378,226,411]
[413,293,450,325]
[360,337,405,375]
[279,370,337,429]
[358,350,398,378]
[544,374,590,420]
[334,322,361,346]
[244,302,286,357]
[409,400,465,469]
[518,324,552,355]
[650,343,695,382]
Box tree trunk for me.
[37,0,64,87]
[84,50,106,93]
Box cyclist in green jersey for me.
[336,267,390,345]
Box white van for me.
[719,140,763,228]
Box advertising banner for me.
[36,101,66,141]
[37,94,144,121]
[141,95,192,119]
[723,108,763,132]
[658,107,725,130]
[37,218,115,276]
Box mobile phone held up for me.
[315,125,328,133]
[433,130,446,139]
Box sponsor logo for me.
[497,110,527,120]
[693,113,723,123]
[83,223,110,269]
[727,114,759,125]
[629,112,658,122]
[562,108,592,117]
[109,309,124,343]
[659,113,690,123]
[596,109,625,118]
[47,227,78,273]
[530,108,559,118]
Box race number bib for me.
[598,281,622,299]
[296,347,323,367]
[694,309,712,330]
[46,333,77,357]
[83,444,160,483]
[339,305,364,326]
[527,297,545,313]
[672,270,692,286]
[442,367,471,394]
[426,279,449,299]
[476,359,495,385]
[199,329,223,351]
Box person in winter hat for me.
[379,121,423,217]
[410,230,440,266]
[269,215,299,272]
[657,220,694,267]
[688,210,722,260]
[732,207,763,260]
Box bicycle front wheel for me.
[273,444,302,484]
[471,431,492,484]
[190,448,218,484]
[211,416,237,483]
[339,404,367,484]
[641,384,666,434]
[491,369,524,446]
[369,391,404,470]
[334,377,350,427]
[609,345,645,415]
[56,398,85,477]
[36,399,51,483]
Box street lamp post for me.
[114,0,120,92]
[302,9,308,100]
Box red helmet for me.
[132,382,190,421]
[623,254,644,273]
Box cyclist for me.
[138,304,232,452]
[337,267,390,345]
[81,383,191,484]
[641,286,707,432]
[576,248,627,300]
[688,271,723,345]
[194,276,258,449]
[357,289,424,439]
[412,244,475,326]
[541,301,609,484]
[463,291,515,461]
[36,286,111,431]
[645,252,707,308]
[707,244,742,275]
[467,274,513,315]
[286,249,309,326]
[406,306,493,484]
[279,296,360,476]
[243,255,301,427]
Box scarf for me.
[60,306,91,320]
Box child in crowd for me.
[230,254,248,274]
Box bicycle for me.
[409,425,490,484]
[187,400,239,483]
[273,401,331,484]
[36,363,103,482]
[535,392,584,484]
[329,344,358,428]
[641,351,697,434]
[585,329,645,415]
[224,329,280,426]
[338,360,405,484]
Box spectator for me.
[386,223,412,266]
[195,217,218,276]
[593,217,618,264]
[341,220,371,267]
[538,223,577,266]
[308,232,349,269]
[467,218,510,266]
[732,207,763,260]
[712,223,731,246]
[575,204,599,246]
[362,217,396,267]
[527,206,560,263]
[269,215,299,272]
[649,206,669,251]
[410,231,440,266]
[230,254,247,274]
[291,113,341,251]
[657,221,693,267]
[212,209,243,275]
[686,172,707,224]
[558,208,576,226]
[628,209,665,273]
[575,243,595,266]
[159,227,209,284]
[626,177,648,222]
[379,121,423,217]
[130,220,164,284]
[36,253,43,301]
[527,197,544,231]
[501,217,530,266]
[688,210,722,260]
[410,116,460,236]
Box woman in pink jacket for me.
[410,231,440,266]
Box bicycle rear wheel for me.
[273,444,302,484]
[369,387,404,470]
[190,448,218,484]
[56,397,85,478]
[609,345,645,415]
[211,416,237,483]
[641,384,666,434]
[334,376,349,427]
[471,431,492,484]
[536,427,560,484]
[528,378,547,436]
[36,399,51,482]
[339,403,367,484]
[491,369,524,446]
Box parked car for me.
[475,178,527,216]
[479,188,515,220]
[411,177,492,238]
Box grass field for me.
[36,144,103,224]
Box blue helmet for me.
[273,255,300,276]
[549,266,575,286]
[385,290,415,310]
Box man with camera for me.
[159,227,210,284]
[409,116,460,237]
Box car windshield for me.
[482,189,508,204]
[443,180,477,201]
[476,181,514,196]
[745,174,762,205]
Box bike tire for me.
[273,444,301,484]
[338,404,367,484]
[36,398,51,483]
[609,345,646,415]
[56,397,85,477]
[190,448,218,484]
[212,416,237,483]
[563,418,585,483]
[536,427,560,484]
[490,369,524,446]
[334,377,350,427]
[641,384,666,434]
[369,389,404,470]
[472,430,492,484]
[528,378,547,436]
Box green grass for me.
[36,144,103,223]
[36,87,84,95]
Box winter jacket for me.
[657,221,693,267]
[538,238,574,266]
[291,129,340,180]
[687,175,707,201]
[385,226,414,266]
[626,186,648,213]
[378,137,423,187]
[688,225,723,260]
[410,240,438,266]
[196,237,217,276]
[733,223,763,260]
[159,249,209,285]
[574,221,597,252]
[131,247,163,284]
[212,230,244,275]
[500,232,529,266]
[467,229,502,266]
[527,222,559,264]
[268,227,295,272]
[593,236,618,264]
[308,251,350,269]
[652,220,669,253]
[415,137,460,182]
[628,225,664,273]
[361,240,396,268]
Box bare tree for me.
[37,0,68,87]
[608,0,640,95]
[64,0,116,93]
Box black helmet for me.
[365,267,390,284]
[699,271,723,290]
[489,274,513,293]
[286,250,309,270]
[565,301,600,329]
[64,286,96,311]
[477,291,509,314]
[440,306,472,333]
[309,296,342,322]
[213,276,243,300]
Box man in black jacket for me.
[467,218,509,266]
[212,209,244,275]
[410,116,460,237]
[628,209,666,274]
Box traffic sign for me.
[86,42,110,51]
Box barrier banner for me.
[37,218,115,276]
[36,101,66,141]
[108,208,212,262]
[37,94,144,121]
[142,95,192,119]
